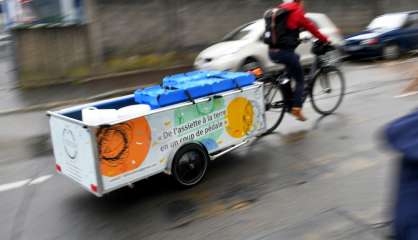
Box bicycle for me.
[257,42,346,135]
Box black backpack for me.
[263,8,292,48]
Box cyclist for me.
[267,0,330,121]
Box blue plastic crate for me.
[197,73,255,94]
[163,70,222,87]
[135,71,256,109]
[165,74,253,96]
[207,78,236,94]
[184,70,223,77]
[134,86,188,109]
[163,71,255,90]
[172,80,213,99]
[217,72,256,87]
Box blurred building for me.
[4,0,418,87]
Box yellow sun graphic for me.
[226,97,254,138]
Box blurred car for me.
[194,13,344,72]
[344,11,418,60]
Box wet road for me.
[1,59,418,240]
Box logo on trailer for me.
[63,128,78,159]
[97,117,151,177]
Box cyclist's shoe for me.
[291,108,307,122]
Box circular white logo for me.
[63,128,78,159]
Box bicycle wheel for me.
[263,82,286,135]
[310,67,345,115]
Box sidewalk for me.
[0,65,192,116]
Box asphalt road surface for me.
[1,59,418,240]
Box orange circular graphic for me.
[226,97,254,138]
[97,117,151,177]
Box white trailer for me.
[48,83,266,196]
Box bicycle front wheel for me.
[310,67,346,115]
[263,82,286,135]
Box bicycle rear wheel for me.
[263,82,286,135]
[310,67,345,115]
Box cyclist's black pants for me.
[269,49,304,108]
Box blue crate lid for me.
[171,80,213,99]
[218,72,256,86]
[135,85,190,108]
[184,70,223,77]
[134,71,256,109]
[135,85,165,97]
[163,70,223,87]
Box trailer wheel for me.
[172,143,209,188]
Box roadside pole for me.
[84,0,104,70]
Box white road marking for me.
[29,175,53,185]
[0,180,30,192]
[0,174,53,193]
[394,91,418,98]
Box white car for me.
[194,13,344,72]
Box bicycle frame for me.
[302,57,326,103]
[260,44,345,134]
[261,46,342,109]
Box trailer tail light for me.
[90,184,98,193]
[56,164,62,172]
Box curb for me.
[77,64,192,84]
[0,65,193,116]
[0,85,149,116]
[344,56,418,71]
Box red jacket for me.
[279,2,329,43]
